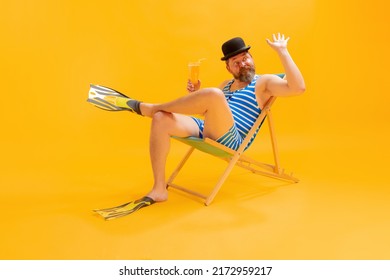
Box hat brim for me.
[221,46,251,61]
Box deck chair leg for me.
[166,146,195,187]
[205,153,241,206]
[267,110,282,175]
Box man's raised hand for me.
[266,33,290,51]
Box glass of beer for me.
[188,59,205,86]
[188,61,200,86]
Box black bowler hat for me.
[221,37,251,61]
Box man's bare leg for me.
[142,88,235,202]
[141,88,234,139]
[106,88,234,202]
[146,112,200,201]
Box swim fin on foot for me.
[93,196,155,220]
[87,84,140,113]
[87,84,129,111]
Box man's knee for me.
[151,111,173,127]
[207,87,224,97]
[205,88,226,103]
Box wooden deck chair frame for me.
[167,77,299,206]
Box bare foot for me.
[146,189,168,202]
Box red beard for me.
[237,66,255,83]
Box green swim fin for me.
[87,84,131,111]
[93,197,155,220]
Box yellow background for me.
[1,0,389,259]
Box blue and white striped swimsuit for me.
[192,75,263,151]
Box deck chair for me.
[166,74,299,205]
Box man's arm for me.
[258,33,306,97]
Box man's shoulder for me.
[218,79,232,90]
[256,73,278,80]
[255,74,280,87]
[254,74,268,89]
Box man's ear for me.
[226,63,231,73]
